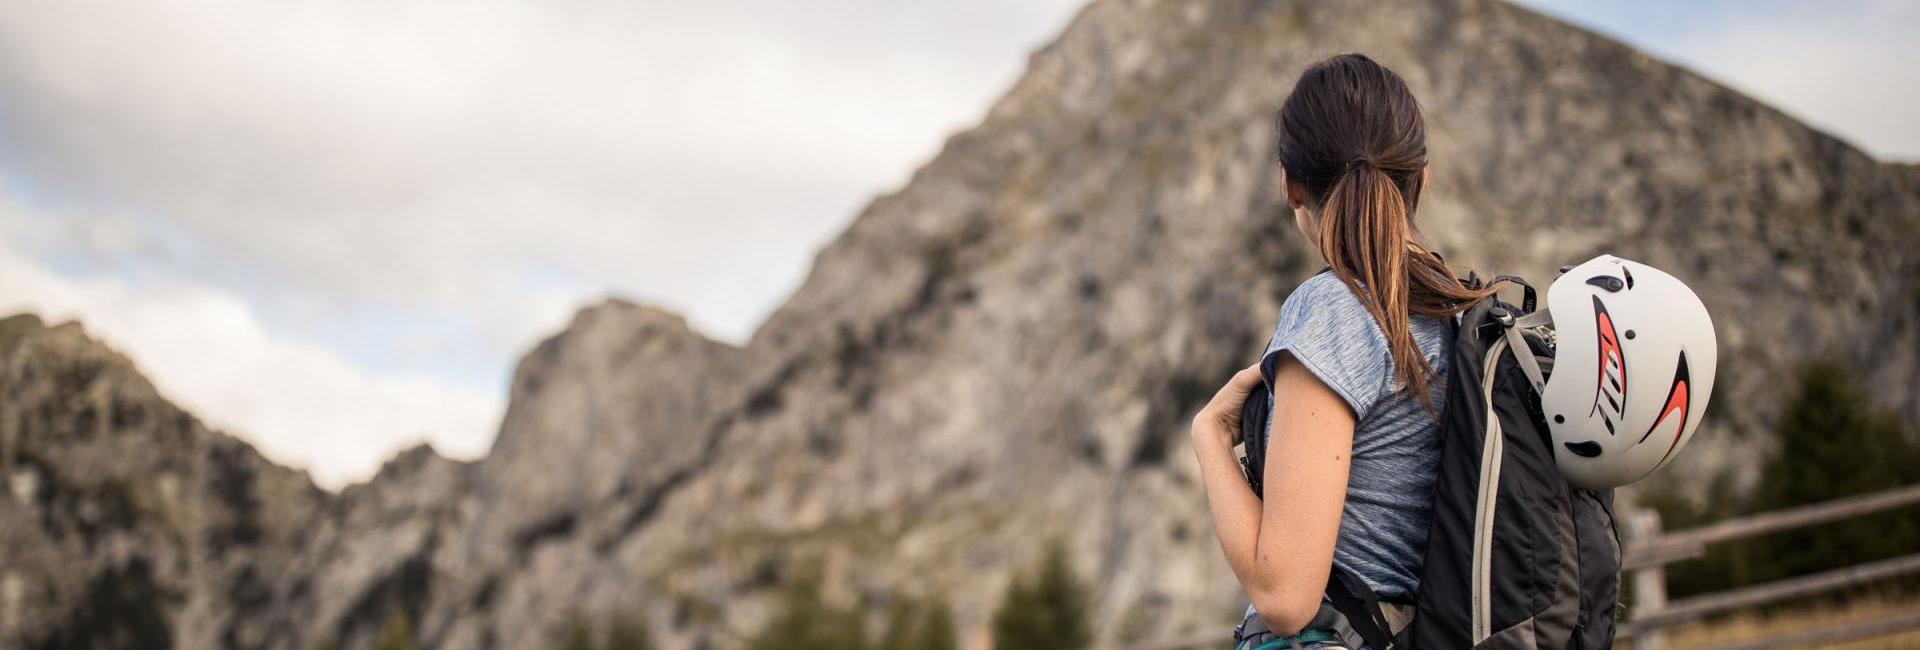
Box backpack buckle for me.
[1489,304,1516,328]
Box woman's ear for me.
[1281,167,1307,211]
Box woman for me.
[1188,54,1500,648]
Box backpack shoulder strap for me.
[1325,566,1396,650]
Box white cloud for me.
[0,193,501,488]
[0,1,1088,344]
[0,0,1085,486]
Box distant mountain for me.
[0,314,330,648]
[3,0,1915,648]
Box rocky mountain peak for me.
[483,297,742,513]
[0,314,327,649]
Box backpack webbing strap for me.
[1325,566,1396,650]
[1502,324,1548,395]
[1492,275,1537,313]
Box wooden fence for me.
[1621,483,1920,650]
[1116,483,1920,650]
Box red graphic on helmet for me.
[1590,296,1627,435]
[1641,352,1692,467]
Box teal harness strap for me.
[1236,628,1342,650]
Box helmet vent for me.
[1564,441,1603,458]
[1585,275,1624,292]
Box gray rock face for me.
[483,299,744,529]
[2,0,1916,648]
[0,314,329,649]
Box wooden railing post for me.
[1626,509,1669,650]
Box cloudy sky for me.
[1,1,1913,488]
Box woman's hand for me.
[1190,364,1264,451]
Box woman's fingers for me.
[1210,364,1263,411]
[1225,364,1264,395]
[1194,364,1263,444]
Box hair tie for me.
[1347,156,1375,171]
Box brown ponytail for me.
[1277,54,1499,409]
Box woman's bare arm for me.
[1191,354,1356,634]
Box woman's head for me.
[1277,53,1427,236]
[1274,53,1496,405]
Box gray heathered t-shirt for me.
[1255,271,1450,602]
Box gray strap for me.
[1503,325,1548,395]
[1514,310,1553,329]
[1380,602,1415,636]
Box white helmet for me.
[1537,255,1718,489]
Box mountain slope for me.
[0,314,328,649]
[3,0,1916,648]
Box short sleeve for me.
[1262,273,1392,419]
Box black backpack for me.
[1238,277,1621,649]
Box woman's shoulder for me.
[1278,271,1452,350]
[1270,271,1394,367]
[1269,271,1393,416]
[1279,272,1381,337]
[1287,271,1357,304]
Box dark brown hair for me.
[1275,53,1497,407]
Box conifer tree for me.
[993,543,1091,650]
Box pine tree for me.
[993,543,1091,650]
[372,610,417,650]
[993,574,1042,649]
[877,600,919,650]
[606,613,652,650]
[877,596,957,650]
[919,596,958,650]
[747,565,870,650]
[1745,362,1920,582]
[559,614,594,650]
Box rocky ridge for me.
[3,0,1917,648]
